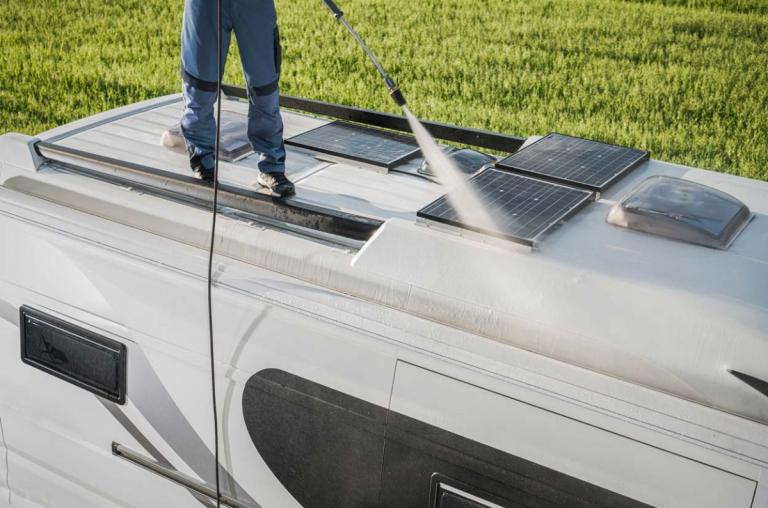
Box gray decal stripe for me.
[99,399,215,508]
[0,416,10,506]
[130,347,217,480]
[221,309,269,501]
[129,347,260,507]
[99,399,173,469]
[0,299,19,327]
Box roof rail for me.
[35,141,383,242]
[222,85,526,154]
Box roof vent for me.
[607,176,751,249]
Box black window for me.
[242,369,650,508]
[435,486,500,508]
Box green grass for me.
[0,0,766,180]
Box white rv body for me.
[0,94,766,507]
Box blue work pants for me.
[180,0,285,173]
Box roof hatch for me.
[607,176,752,249]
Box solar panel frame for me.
[496,133,649,192]
[286,120,421,169]
[417,169,595,246]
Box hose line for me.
[206,0,223,505]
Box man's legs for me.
[180,0,232,178]
[232,0,293,195]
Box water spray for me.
[322,0,407,108]
[322,0,498,230]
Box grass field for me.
[0,0,766,180]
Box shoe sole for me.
[257,176,295,198]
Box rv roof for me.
[2,92,768,426]
[38,94,453,231]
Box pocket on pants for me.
[274,26,282,76]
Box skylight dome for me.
[607,176,751,249]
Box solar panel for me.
[496,133,648,191]
[417,169,594,246]
[286,121,420,168]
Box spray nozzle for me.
[384,76,407,107]
[389,88,406,107]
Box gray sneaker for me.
[257,172,295,198]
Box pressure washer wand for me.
[322,0,407,107]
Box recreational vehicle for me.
[0,88,766,507]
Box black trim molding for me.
[729,369,768,399]
[220,84,526,154]
[20,306,127,404]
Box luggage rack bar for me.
[35,141,383,243]
[222,85,526,154]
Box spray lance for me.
[320,0,497,228]
[322,0,407,108]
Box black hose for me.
[207,0,223,505]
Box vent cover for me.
[20,306,127,404]
[607,176,751,249]
[167,110,253,161]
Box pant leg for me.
[232,0,285,174]
[180,0,233,170]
